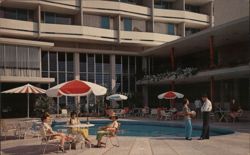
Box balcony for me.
[120,31,180,45]
[0,18,38,37]
[83,0,150,18]
[154,9,210,28]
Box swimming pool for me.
[52,120,234,137]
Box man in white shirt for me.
[199,94,212,140]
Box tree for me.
[34,95,56,117]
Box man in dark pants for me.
[199,94,212,140]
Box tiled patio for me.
[1,118,250,155]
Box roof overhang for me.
[0,37,54,50]
[137,65,250,85]
[0,76,55,83]
[141,17,249,57]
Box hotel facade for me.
[0,0,249,117]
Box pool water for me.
[52,120,234,137]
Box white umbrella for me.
[106,94,128,108]
[106,94,128,101]
[158,91,184,99]
[1,84,46,118]
[46,80,107,121]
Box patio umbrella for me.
[158,91,184,99]
[46,80,107,121]
[106,94,128,108]
[106,94,128,101]
[1,84,46,118]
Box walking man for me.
[199,94,212,140]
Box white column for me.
[74,53,80,114]
[110,55,116,93]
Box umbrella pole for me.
[87,95,89,123]
[27,93,29,118]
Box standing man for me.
[199,94,212,140]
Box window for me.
[58,53,65,71]
[4,8,16,19]
[56,14,72,25]
[154,0,173,9]
[101,16,110,29]
[185,28,200,36]
[80,53,86,72]
[167,23,175,35]
[45,12,55,24]
[185,5,200,13]
[17,9,28,21]
[124,18,132,31]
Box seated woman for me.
[229,99,243,122]
[41,113,74,152]
[68,111,91,145]
[96,113,119,147]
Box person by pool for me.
[95,113,119,147]
[183,98,194,140]
[68,111,92,146]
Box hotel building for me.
[0,0,248,117]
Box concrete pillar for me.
[142,85,148,107]
[209,36,215,68]
[210,76,215,103]
[170,47,175,71]
[151,0,154,32]
[142,56,147,74]
[178,22,185,37]
[37,5,41,38]
[74,53,80,111]
[110,55,116,93]
[210,1,214,27]
[117,15,121,43]
[80,0,83,26]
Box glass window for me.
[130,75,135,92]
[56,14,72,25]
[50,72,57,87]
[80,72,87,80]
[129,56,135,74]
[5,45,16,68]
[17,9,27,21]
[103,55,110,74]
[95,54,102,73]
[115,55,122,74]
[49,52,57,71]
[167,23,175,35]
[42,72,48,78]
[80,53,86,72]
[59,72,66,83]
[4,8,16,19]
[58,53,65,71]
[67,73,74,81]
[101,16,110,29]
[103,74,110,90]
[88,73,95,82]
[122,56,128,74]
[124,18,132,31]
[185,5,200,13]
[88,54,95,73]
[28,10,34,21]
[115,74,121,93]
[0,44,4,68]
[122,75,128,93]
[42,52,48,71]
[67,53,73,72]
[96,74,102,85]
[45,12,55,24]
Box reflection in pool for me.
[53,120,234,137]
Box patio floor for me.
[1,118,250,155]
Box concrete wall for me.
[214,0,249,26]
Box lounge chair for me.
[61,109,68,118]
[0,120,17,140]
[103,122,121,147]
[160,110,172,120]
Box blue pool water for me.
[52,120,234,137]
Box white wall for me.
[214,0,249,26]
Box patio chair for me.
[0,120,17,140]
[150,109,158,118]
[103,122,121,147]
[40,125,61,154]
[160,110,172,120]
[61,109,68,118]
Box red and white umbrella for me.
[2,84,46,118]
[46,80,107,97]
[158,91,184,99]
